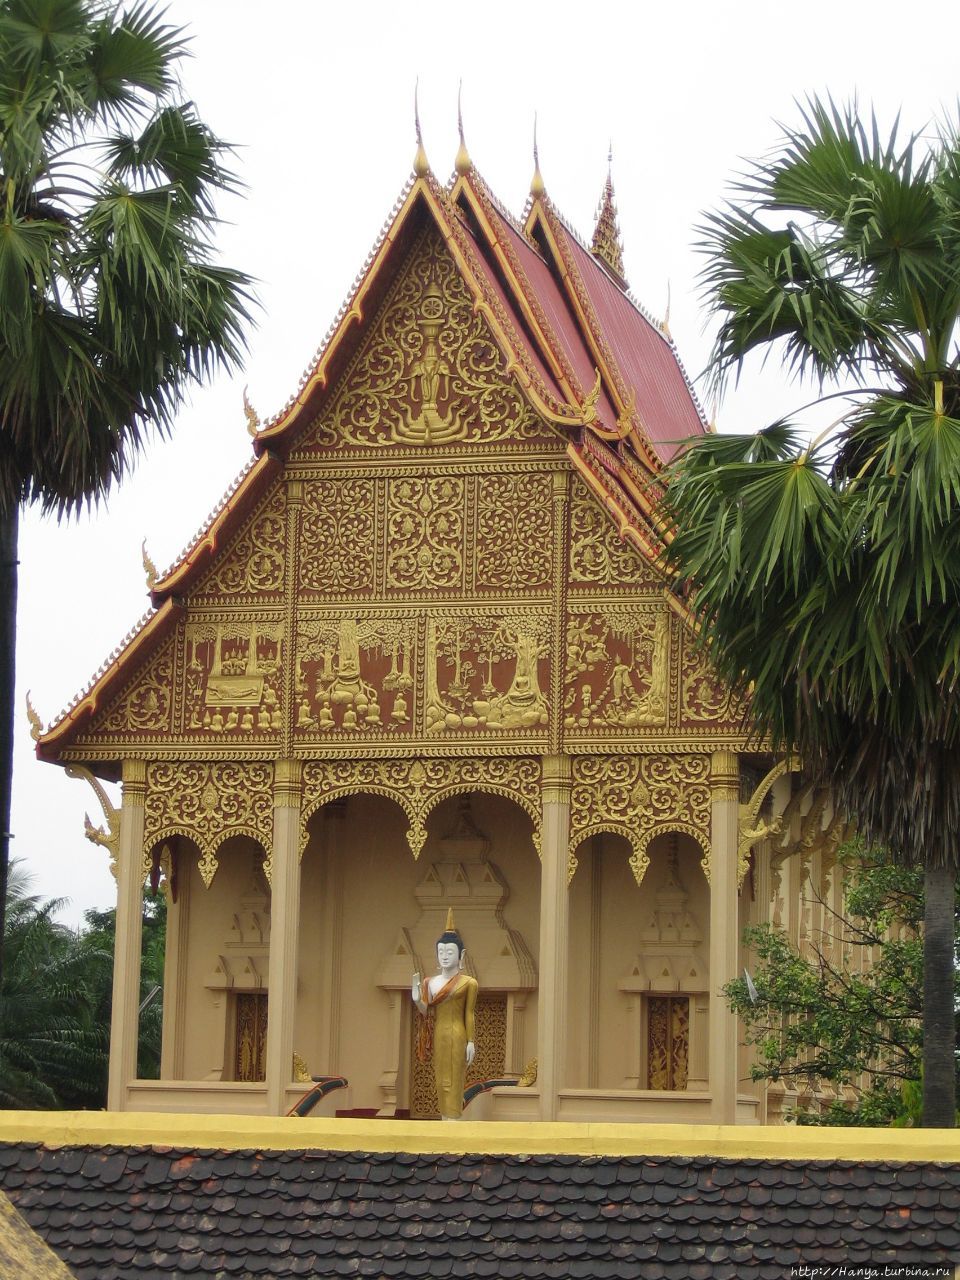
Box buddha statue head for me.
[436,907,465,973]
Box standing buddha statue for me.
[412,909,478,1120]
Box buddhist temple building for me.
[33,133,847,1126]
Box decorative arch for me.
[300,756,542,862]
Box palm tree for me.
[660,100,960,1126]
[0,0,254,978]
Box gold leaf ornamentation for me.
[564,607,668,735]
[300,756,542,861]
[570,754,710,886]
[101,640,174,735]
[569,479,661,587]
[308,229,552,451]
[386,476,464,591]
[295,615,416,738]
[475,473,553,591]
[144,762,274,888]
[680,632,737,724]
[196,488,286,597]
[183,621,283,737]
[299,478,375,595]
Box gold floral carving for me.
[425,613,550,736]
[99,640,174,736]
[475,473,553,591]
[183,620,283,737]
[310,229,552,451]
[144,762,274,887]
[569,480,661,587]
[299,478,375,594]
[386,477,464,590]
[300,756,542,861]
[295,615,416,737]
[570,754,710,886]
[564,607,668,733]
[680,633,737,724]
[196,488,286,597]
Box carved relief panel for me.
[298,477,376,597]
[568,478,664,590]
[678,629,742,732]
[425,611,550,739]
[294,612,417,740]
[190,487,286,603]
[84,637,176,741]
[181,617,284,739]
[385,477,465,593]
[294,228,558,455]
[563,606,669,741]
[475,473,553,593]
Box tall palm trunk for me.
[923,862,957,1126]
[0,505,18,990]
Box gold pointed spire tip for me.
[413,79,429,177]
[530,113,545,197]
[454,83,471,175]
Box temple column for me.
[265,759,302,1115]
[537,754,572,1121]
[107,759,147,1111]
[708,750,740,1125]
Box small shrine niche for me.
[376,795,536,1117]
[619,834,709,1091]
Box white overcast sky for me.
[15,0,960,925]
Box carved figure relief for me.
[183,621,283,736]
[97,639,175,736]
[295,615,416,736]
[386,477,464,591]
[425,614,550,736]
[302,229,554,452]
[570,754,711,886]
[475,473,553,591]
[569,479,663,588]
[564,607,668,734]
[299,478,375,595]
[194,488,286,599]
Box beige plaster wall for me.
[294,790,540,1113]
[172,836,270,1082]
[566,832,710,1091]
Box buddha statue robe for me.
[421,972,478,1117]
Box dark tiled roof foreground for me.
[2,1142,959,1279]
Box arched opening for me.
[294,788,539,1116]
[158,832,270,1085]
[566,830,710,1094]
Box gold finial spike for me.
[454,81,471,175]
[141,538,158,591]
[530,113,545,197]
[243,384,260,438]
[445,906,456,932]
[708,398,718,433]
[413,79,429,177]
[590,144,627,285]
[662,280,672,337]
[25,691,42,743]
[580,369,602,426]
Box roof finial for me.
[455,80,471,175]
[413,79,429,177]
[142,538,158,591]
[243,385,260,438]
[25,691,42,743]
[662,280,672,337]
[590,144,626,285]
[530,113,545,198]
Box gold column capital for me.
[121,758,147,805]
[274,758,303,805]
[551,470,570,501]
[710,750,739,799]
[541,754,572,803]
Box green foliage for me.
[1,861,167,1108]
[0,0,254,517]
[726,847,960,1125]
[658,97,960,1124]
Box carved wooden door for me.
[646,995,689,1090]
[235,992,268,1082]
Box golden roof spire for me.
[530,114,545,198]
[590,144,627,285]
[454,81,471,175]
[413,80,429,177]
[25,691,42,743]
